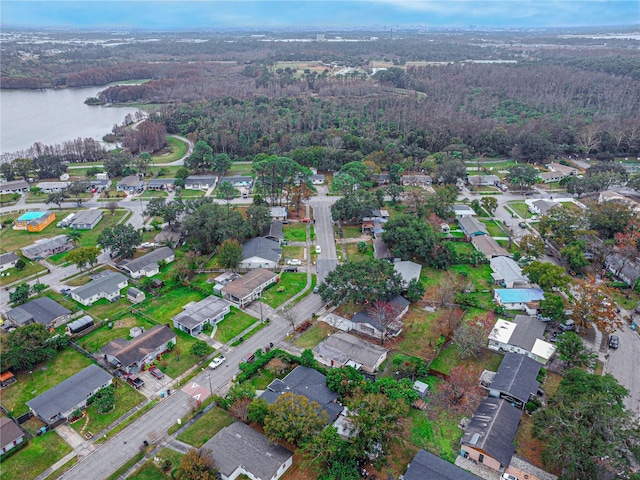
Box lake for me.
[0,86,141,155]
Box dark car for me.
[149,366,164,379]
[519,222,527,229]
[609,335,619,349]
[283,266,298,272]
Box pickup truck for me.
[209,356,226,370]
[126,375,145,389]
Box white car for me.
[315,245,321,254]
[501,474,520,480]
[287,259,302,266]
[209,356,226,369]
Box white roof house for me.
[488,317,556,365]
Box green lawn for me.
[176,189,205,198]
[140,190,168,199]
[77,316,158,354]
[345,242,373,262]
[282,245,304,261]
[0,430,72,480]
[429,343,462,376]
[74,293,131,321]
[292,321,335,349]
[159,329,214,378]
[214,307,258,343]
[0,257,47,287]
[0,193,21,206]
[340,225,362,239]
[260,273,307,308]
[70,380,146,435]
[0,349,92,417]
[151,136,188,164]
[176,407,234,448]
[226,162,253,176]
[507,201,529,218]
[409,409,463,462]
[395,308,441,358]
[283,223,307,242]
[139,284,206,323]
[129,448,183,480]
[247,369,276,390]
[446,241,475,256]
[479,219,506,237]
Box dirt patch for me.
[280,453,318,480]
[515,413,549,471]
[112,317,138,329]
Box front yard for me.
[176,406,234,448]
[0,430,72,480]
[283,223,307,242]
[213,307,259,343]
[292,321,336,349]
[260,272,308,308]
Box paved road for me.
[309,193,340,285]
[604,314,640,417]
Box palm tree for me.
[66,230,83,247]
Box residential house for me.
[13,211,55,232]
[538,171,565,183]
[116,175,143,193]
[606,253,640,286]
[372,237,392,260]
[185,175,218,190]
[453,204,476,217]
[598,190,640,213]
[0,416,26,455]
[263,221,284,244]
[5,297,71,329]
[239,237,282,270]
[393,260,422,288]
[480,352,541,409]
[220,176,253,189]
[212,272,241,296]
[377,173,391,185]
[488,316,556,365]
[472,235,511,260]
[146,178,175,191]
[172,296,231,336]
[460,397,523,474]
[21,235,72,260]
[0,180,29,194]
[69,209,103,230]
[269,206,288,221]
[401,174,432,188]
[26,364,112,425]
[260,365,344,423]
[350,295,409,340]
[89,179,110,193]
[102,325,176,373]
[467,174,500,187]
[458,216,488,239]
[493,288,544,314]
[490,256,529,288]
[126,287,146,304]
[70,271,128,306]
[201,421,293,480]
[371,208,390,219]
[36,181,69,193]
[310,174,325,185]
[529,199,559,216]
[0,252,20,272]
[313,331,388,373]
[221,268,278,307]
[547,162,579,177]
[119,247,175,278]
[404,449,481,480]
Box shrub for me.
[14,259,26,271]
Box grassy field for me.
[129,448,183,480]
[0,257,47,287]
[395,308,442,359]
[151,136,188,164]
[139,284,206,323]
[0,430,72,480]
[345,241,373,262]
[261,272,307,308]
[176,407,234,447]
[214,307,259,343]
[283,223,307,242]
[480,219,506,237]
[157,329,213,378]
[247,369,277,390]
[0,193,21,206]
[340,225,363,239]
[0,349,92,417]
[292,321,335,349]
[226,162,253,176]
[281,245,304,262]
[140,190,168,199]
[176,189,205,198]
[507,200,529,218]
[77,316,158,353]
[408,409,463,462]
[70,381,146,436]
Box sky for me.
[1,0,639,30]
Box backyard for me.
[283,223,307,242]
[129,448,183,480]
[260,272,308,308]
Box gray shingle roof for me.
[120,247,174,276]
[0,416,25,447]
[393,260,422,284]
[241,237,282,263]
[101,325,176,368]
[490,256,527,285]
[509,315,546,351]
[21,235,71,258]
[147,178,175,186]
[69,209,102,228]
[313,332,387,371]
[0,252,19,266]
[184,175,217,185]
[458,216,488,236]
[472,236,511,258]
[72,272,127,301]
[7,297,71,326]
[490,353,541,405]
[172,296,230,330]
[461,397,522,467]
[351,296,409,334]
[201,422,292,479]
[260,365,343,423]
[26,365,112,422]
[221,268,278,299]
[404,449,481,480]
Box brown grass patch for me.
[280,453,318,480]
[515,413,546,469]
[542,371,563,397]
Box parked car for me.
[61,287,71,295]
[315,245,322,254]
[209,356,226,369]
[519,222,527,229]
[559,320,576,332]
[283,266,298,272]
[609,335,619,349]
[149,366,164,379]
[501,474,520,480]
[313,285,320,294]
[287,259,302,265]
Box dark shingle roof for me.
[21,235,71,258]
[491,353,541,404]
[509,315,546,351]
[458,216,488,236]
[461,398,522,467]
[404,449,481,480]
[7,297,71,326]
[101,325,175,368]
[241,237,282,263]
[313,332,387,371]
[0,416,25,447]
[120,247,174,276]
[260,365,343,423]
[26,365,112,422]
[201,422,292,479]
[72,272,127,300]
